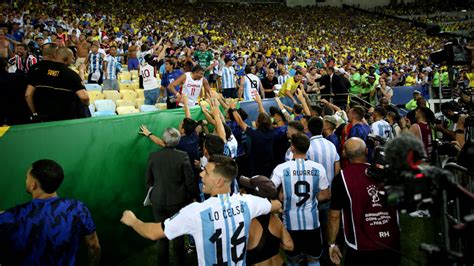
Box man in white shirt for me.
[121,155,281,266]
[371,106,393,140]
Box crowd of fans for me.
[1,1,474,266]
[373,1,474,32]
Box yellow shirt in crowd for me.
[278,77,300,97]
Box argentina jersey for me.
[271,158,329,231]
[371,120,393,139]
[163,193,271,266]
[306,135,340,184]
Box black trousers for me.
[152,205,185,266]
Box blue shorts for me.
[128,58,139,71]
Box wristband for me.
[230,108,238,113]
[148,133,153,137]
[455,129,464,134]
[281,109,288,113]
[329,243,337,248]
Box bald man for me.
[261,68,278,98]
[327,137,400,266]
[25,47,89,122]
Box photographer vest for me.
[341,163,400,251]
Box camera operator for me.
[328,137,400,266]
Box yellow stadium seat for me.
[129,83,139,90]
[115,99,135,107]
[130,70,139,80]
[116,106,139,115]
[121,90,137,101]
[87,91,104,103]
[135,89,145,98]
[119,83,134,90]
[103,90,121,101]
[118,71,131,81]
[134,98,145,108]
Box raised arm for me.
[275,97,293,122]
[211,104,226,142]
[229,101,248,131]
[320,98,341,112]
[296,89,311,116]
[254,94,266,114]
[201,104,216,125]
[120,210,165,241]
[140,125,166,147]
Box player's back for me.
[164,193,271,266]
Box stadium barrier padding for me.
[391,86,430,106]
[0,107,205,265]
[240,97,296,125]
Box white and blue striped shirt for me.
[278,74,290,85]
[163,193,271,266]
[243,74,260,101]
[306,135,340,185]
[371,120,393,140]
[88,52,103,73]
[104,54,119,80]
[271,158,329,230]
[221,66,236,89]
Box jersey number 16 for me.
[209,221,246,266]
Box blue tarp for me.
[391,85,430,106]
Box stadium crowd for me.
[1,0,474,266]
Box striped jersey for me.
[278,74,290,85]
[242,74,260,101]
[104,54,119,80]
[222,66,236,89]
[306,135,340,184]
[8,54,37,73]
[371,120,393,139]
[163,193,271,266]
[87,52,103,73]
[271,158,329,230]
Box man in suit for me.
[145,127,198,265]
[316,67,347,103]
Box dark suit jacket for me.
[146,147,198,209]
[316,74,347,95]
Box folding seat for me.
[135,89,145,99]
[115,99,135,107]
[121,90,138,101]
[94,99,116,112]
[87,91,105,103]
[103,90,121,101]
[134,98,145,108]
[139,105,158,112]
[85,84,102,91]
[116,106,139,115]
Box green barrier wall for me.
[0,107,206,265]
